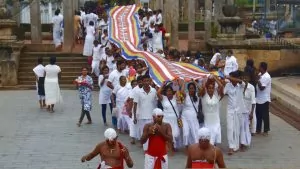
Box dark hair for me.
[259,62,268,71]
[246,59,254,68]
[93,40,99,46]
[37,57,43,64]
[228,49,233,55]
[143,74,151,79]
[101,65,109,72]
[49,56,56,65]
[229,70,241,78]
[89,21,94,26]
[163,85,174,95]
[82,66,88,71]
[116,60,125,67]
[187,82,198,102]
[103,29,108,33]
[136,75,144,82]
[54,9,60,16]
[131,80,137,85]
[119,75,126,81]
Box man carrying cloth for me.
[141,108,173,169]
[81,128,134,169]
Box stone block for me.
[23,44,55,52]
[0,60,18,86]
[247,50,281,62]
[0,27,12,36]
[188,40,206,51]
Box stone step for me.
[271,88,300,116]
[19,79,99,85]
[18,71,82,77]
[19,66,86,72]
[19,62,88,68]
[15,84,99,90]
[272,78,300,103]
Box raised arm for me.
[213,75,224,98]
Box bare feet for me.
[77,122,81,127]
[262,132,268,136]
[130,139,136,145]
[104,123,108,126]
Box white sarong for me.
[144,154,168,169]
[239,113,251,146]
[227,109,240,151]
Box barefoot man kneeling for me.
[186,127,226,168]
[81,128,134,169]
[141,108,173,169]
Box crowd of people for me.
[33,3,273,169]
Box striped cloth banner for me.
[108,5,222,86]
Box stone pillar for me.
[204,0,212,41]
[164,0,178,48]
[29,0,42,43]
[135,0,140,6]
[73,0,79,11]
[12,0,21,26]
[188,0,195,41]
[63,0,74,52]
[266,0,270,13]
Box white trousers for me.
[227,111,240,151]
[239,113,251,146]
[137,119,152,150]
[129,118,137,138]
[144,154,168,169]
[251,110,257,134]
[91,60,100,77]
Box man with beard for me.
[81,128,133,169]
[141,108,172,169]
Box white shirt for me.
[134,87,157,119]
[98,19,108,31]
[92,45,102,61]
[156,13,162,25]
[256,72,271,104]
[45,64,61,81]
[101,54,114,72]
[224,56,238,76]
[33,64,45,77]
[142,17,151,30]
[224,82,245,113]
[108,69,127,89]
[210,52,221,66]
[243,83,256,113]
[83,13,98,28]
[52,15,63,31]
[152,31,163,52]
[101,34,109,46]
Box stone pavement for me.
[0,90,300,169]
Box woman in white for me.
[98,66,112,126]
[52,10,63,49]
[152,25,163,53]
[83,21,95,65]
[112,76,131,132]
[157,83,181,151]
[180,81,200,147]
[44,56,62,113]
[91,40,102,76]
[199,75,224,145]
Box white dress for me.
[202,93,221,145]
[52,15,63,47]
[181,94,200,146]
[91,45,102,76]
[114,84,131,131]
[83,26,95,56]
[98,75,112,105]
[44,64,62,105]
[161,96,181,148]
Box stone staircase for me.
[18,52,98,90]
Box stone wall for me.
[234,49,300,74]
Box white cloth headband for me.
[152,108,164,116]
[198,127,211,140]
[104,128,117,141]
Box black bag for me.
[168,98,183,128]
[190,96,204,124]
[157,100,164,111]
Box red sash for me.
[146,135,167,169]
[191,161,214,169]
[97,142,124,169]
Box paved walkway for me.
[0,90,300,169]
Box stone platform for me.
[271,76,300,116]
[0,90,300,169]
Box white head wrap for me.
[104,128,117,141]
[152,108,164,116]
[197,127,211,140]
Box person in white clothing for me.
[44,56,62,113]
[101,48,115,73]
[129,76,143,144]
[91,40,102,76]
[33,57,46,109]
[52,10,63,49]
[240,72,256,150]
[152,24,163,53]
[107,60,127,91]
[133,74,157,150]
[224,50,238,76]
[98,66,112,126]
[82,10,98,29]
[112,76,131,132]
[83,21,96,65]
[199,75,224,145]
[210,49,222,68]
[157,83,182,151]
[223,71,246,155]
[180,81,201,147]
[256,62,271,136]
[155,9,163,25]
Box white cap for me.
[197,127,211,140]
[152,108,164,116]
[104,128,117,141]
